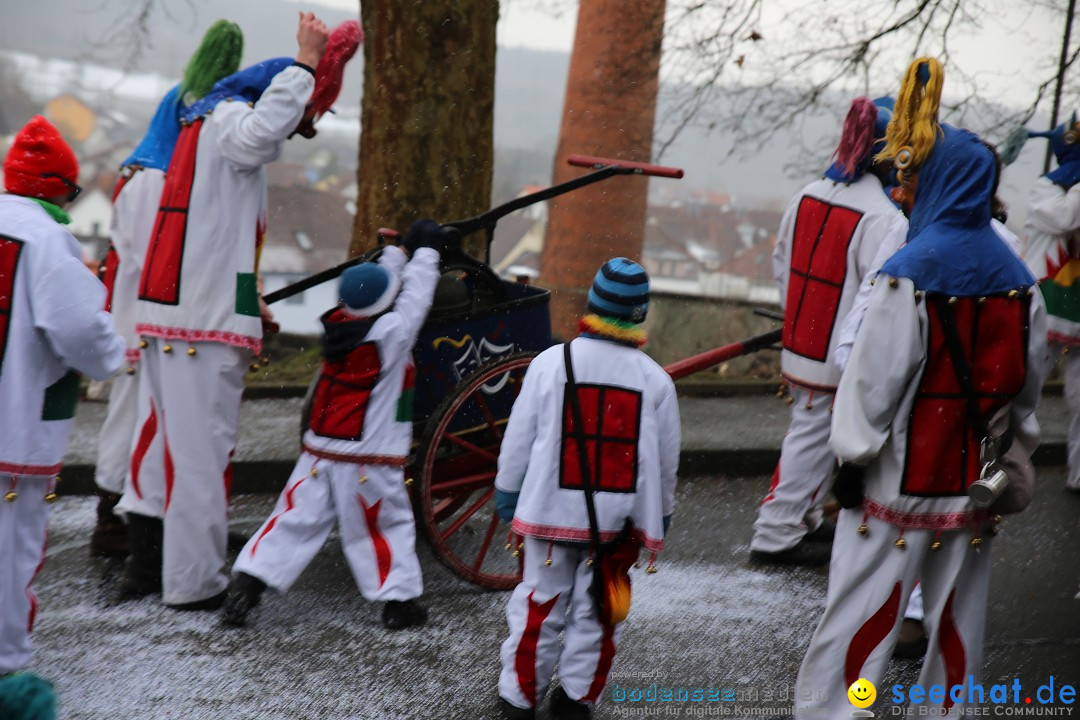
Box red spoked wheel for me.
[415,351,537,590]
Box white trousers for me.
[97,359,163,497]
[233,452,423,602]
[499,536,623,710]
[1048,344,1080,490]
[0,476,56,673]
[118,338,246,605]
[795,510,992,719]
[752,387,833,552]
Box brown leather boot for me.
[90,491,129,559]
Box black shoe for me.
[222,573,267,627]
[109,513,163,604]
[168,590,228,612]
[109,572,161,606]
[892,618,928,659]
[498,697,535,720]
[382,599,428,630]
[803,519,836,543]
[749,540,831,567]
[90,491,129,558]
[549,685,591,719]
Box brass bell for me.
[857,524,869,536]
[359,475,368,484]
[888,277,899,288]
[249,363,261,372]
[512,548,521,559]
[948,296,958,305]
[310,467,319,477]
[775,387,785,399]
[504,543,513,552]
[261,356,270,366]
[804,401,813,411]
[970,536,982,548]
[586,558,594,567]
[44,492,58,503]
[1008,289,1019,299]
[404,477,414,487]
[914,290,924,302]
[187,347,197,357]
[162,344,173,354]
[977,296,987,305]
[139,339,148,349]
[785,396,795,405]
[645,565,658,574]
[126,366,136,376]
[544,558,552,567]
[894,537,907,550]
[930,540,942,551]
[3,491,15,502]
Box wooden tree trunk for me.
[352,0,498,258]
[540,0,666,340]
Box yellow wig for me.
[875,57,945,186]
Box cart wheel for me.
[415,351,538,590]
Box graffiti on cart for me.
[432,334,516,393]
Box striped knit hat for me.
[339,262,400,318]
[587,258,649,323]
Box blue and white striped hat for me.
[587,257,650,323]
[339,262,401,317]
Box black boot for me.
[111,513,162,604]
[498,696,536,720]
[381,599,428,630]
[168,590,228,612]
[549,685,591,719]
[90,491,129,558]
[222,573,267,627]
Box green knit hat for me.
[179,20,244,104]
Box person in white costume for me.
[794,58,1047,718]
[92,20,243,559]
[0,116,125,675]
[751,96,901,563]
[495,258,680,720]
[116,13,361,609]
[223,220,443,631]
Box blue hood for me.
[880,124,1035,295]
[122,86,183,171]
[181,57,293,123]
[1035,116,1080,188]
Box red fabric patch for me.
[26,530,48,632]
[251,476,306,558]
[515,590,561,706]
[99,243,120,312]
[129,399,158,501]
[783,196,863,362]
[762,461,781,504]
[359,495,392,588]
[904,296,1028,496]
[939,590,966,710]
[583,616,619,702]
[561,384,642,493]
[224,449,235,502]
[845,581,901,687]
[0,236,24,378]
[139,120,203,305]
[163,433,175,513]
[309,342,381,441]
[111,171,132,204]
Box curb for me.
[55,443,1069,496]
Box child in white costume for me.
[495,258,680,720]
[0,116,125,674]
[794,61,1047,718]
[752,96,900,562]
[224,220,445,630]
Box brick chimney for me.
[539,0,665,340]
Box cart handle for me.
[663,328,783,382]
[567,154,685,179]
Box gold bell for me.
[894,537,907,550]
[310,467,319,477]
[930,540,942,551]
[785,396,795,405]
[512,548,521,559]
[404,477,414,487]
[948,296,958,305]
[44,492,58,504]
[970,536,982,548]
[914,290,924,302]
[139,339,148,349]
[261,356,270,366]
[586,558,594,567]
[187,347,197,357]
[1008,289,1019,299]
[162,344,173,354]
[359,475,368,484]
[857,524,869,536]
[3,491,16,502]
[544,558,552,567]
[249,363,261,372]
[126,366,136,376]
[804,401,813,410]
[645,565,658,574]
[775,387,785,399]
[977,296,987,305]
[504,543,513,552]
[888,277,899,288]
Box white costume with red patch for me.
[234,246,438,602]
[496,336,680,709]
[123,63,314,605]
[795,278,1046,718]
[753,173,899,553]
[0,195,125,672]
[97,169,165,497]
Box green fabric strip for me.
[235,273,260,317]
[1040,278,1080,324]
[42,371,80,421]
[29,198,71,225]
[396,388,415,423]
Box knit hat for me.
[179,20,245,105]
[587,257,649,323]
[0,672,57,720]
[339,261,401,317]
[308,20,363,122]
[3,115,80,200]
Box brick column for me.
[539,0,666,340]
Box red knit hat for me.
[3,115,80,199]
[308,20,363,121]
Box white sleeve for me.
[1012,289,1049,449]
[830,278,925,464]
[376,247,440,366]
[34,253,125,380]
[215,65,315,171]
[773,197,798,310]
[656,378,681,517]
[834,214,908,372]
[495,362,543,493]
[1027,182,1080,236]
[377,244,409,280]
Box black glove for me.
[401,218,445,255]
[832,463,866,510]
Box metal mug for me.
[969,462,1008,508]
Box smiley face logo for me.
[848,678,876,708]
